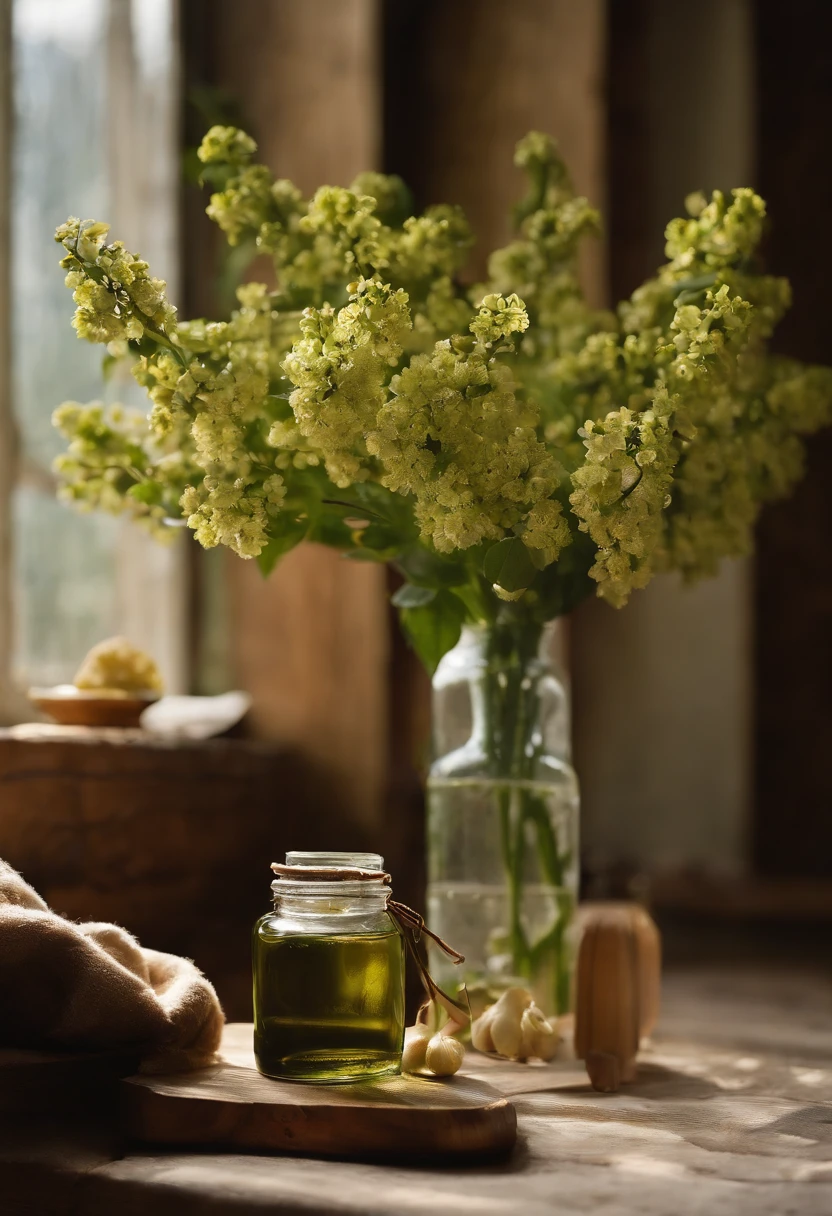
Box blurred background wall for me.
[574,0,756,878]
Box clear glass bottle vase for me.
[426,619,579,1017]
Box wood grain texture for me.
[0,727,347,1018]
[122,1024,516,1162]
[574,907,640,1086]
[228,548,390,834]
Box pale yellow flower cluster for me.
[49,128,832,632]
[570,389,678,607]
[279,278,411,487]
[366,295,569,558]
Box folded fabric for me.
[0,859,224,1072]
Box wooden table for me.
[2,967,831,1215]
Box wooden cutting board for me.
[122,1023,517,1161]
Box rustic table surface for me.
[2,966,831,1216]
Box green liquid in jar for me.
[252,921,406,1083]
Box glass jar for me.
[252,851,406,1083]
[426,619,579,1017]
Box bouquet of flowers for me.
[50,127,832,1010]
[51,127,832,671]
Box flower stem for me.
[479,615,573,1012]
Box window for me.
[0,0,185,720]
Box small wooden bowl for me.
[28,686,158,729]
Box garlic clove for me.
[521,1002,550,1034]
[492,986,533,1018]
[535,1024,559,1062]
[471,1008,496,1054]
[490,1009,524,1059]
[517,1004,543,1059]
[425,1033,465,1077]
[401,1023,431,1074]
[516,1002,556,1061]
[536,1028,559,1062]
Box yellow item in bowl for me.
[73,637,163,697]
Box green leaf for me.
[256,516,309,576]
[396,545,469,589]
[352,521,401,556]
[482,537,536,593]
[398,589,466,674]
[127,480,163,507]
[391,583,436,609]
[307,512,354,550]
[534,527,595,619]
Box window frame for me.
[0,0,187,720]
[0,0,21,721]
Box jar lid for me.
[271,851,389,884]
[286,851,384,872]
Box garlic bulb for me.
[401,1023,431,1073]
[470,986,561,1063]
[402,1023,465,1077]
[424,1033,465,1077]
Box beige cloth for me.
[0,859,224,1071]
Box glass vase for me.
[426,619,579,1017]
